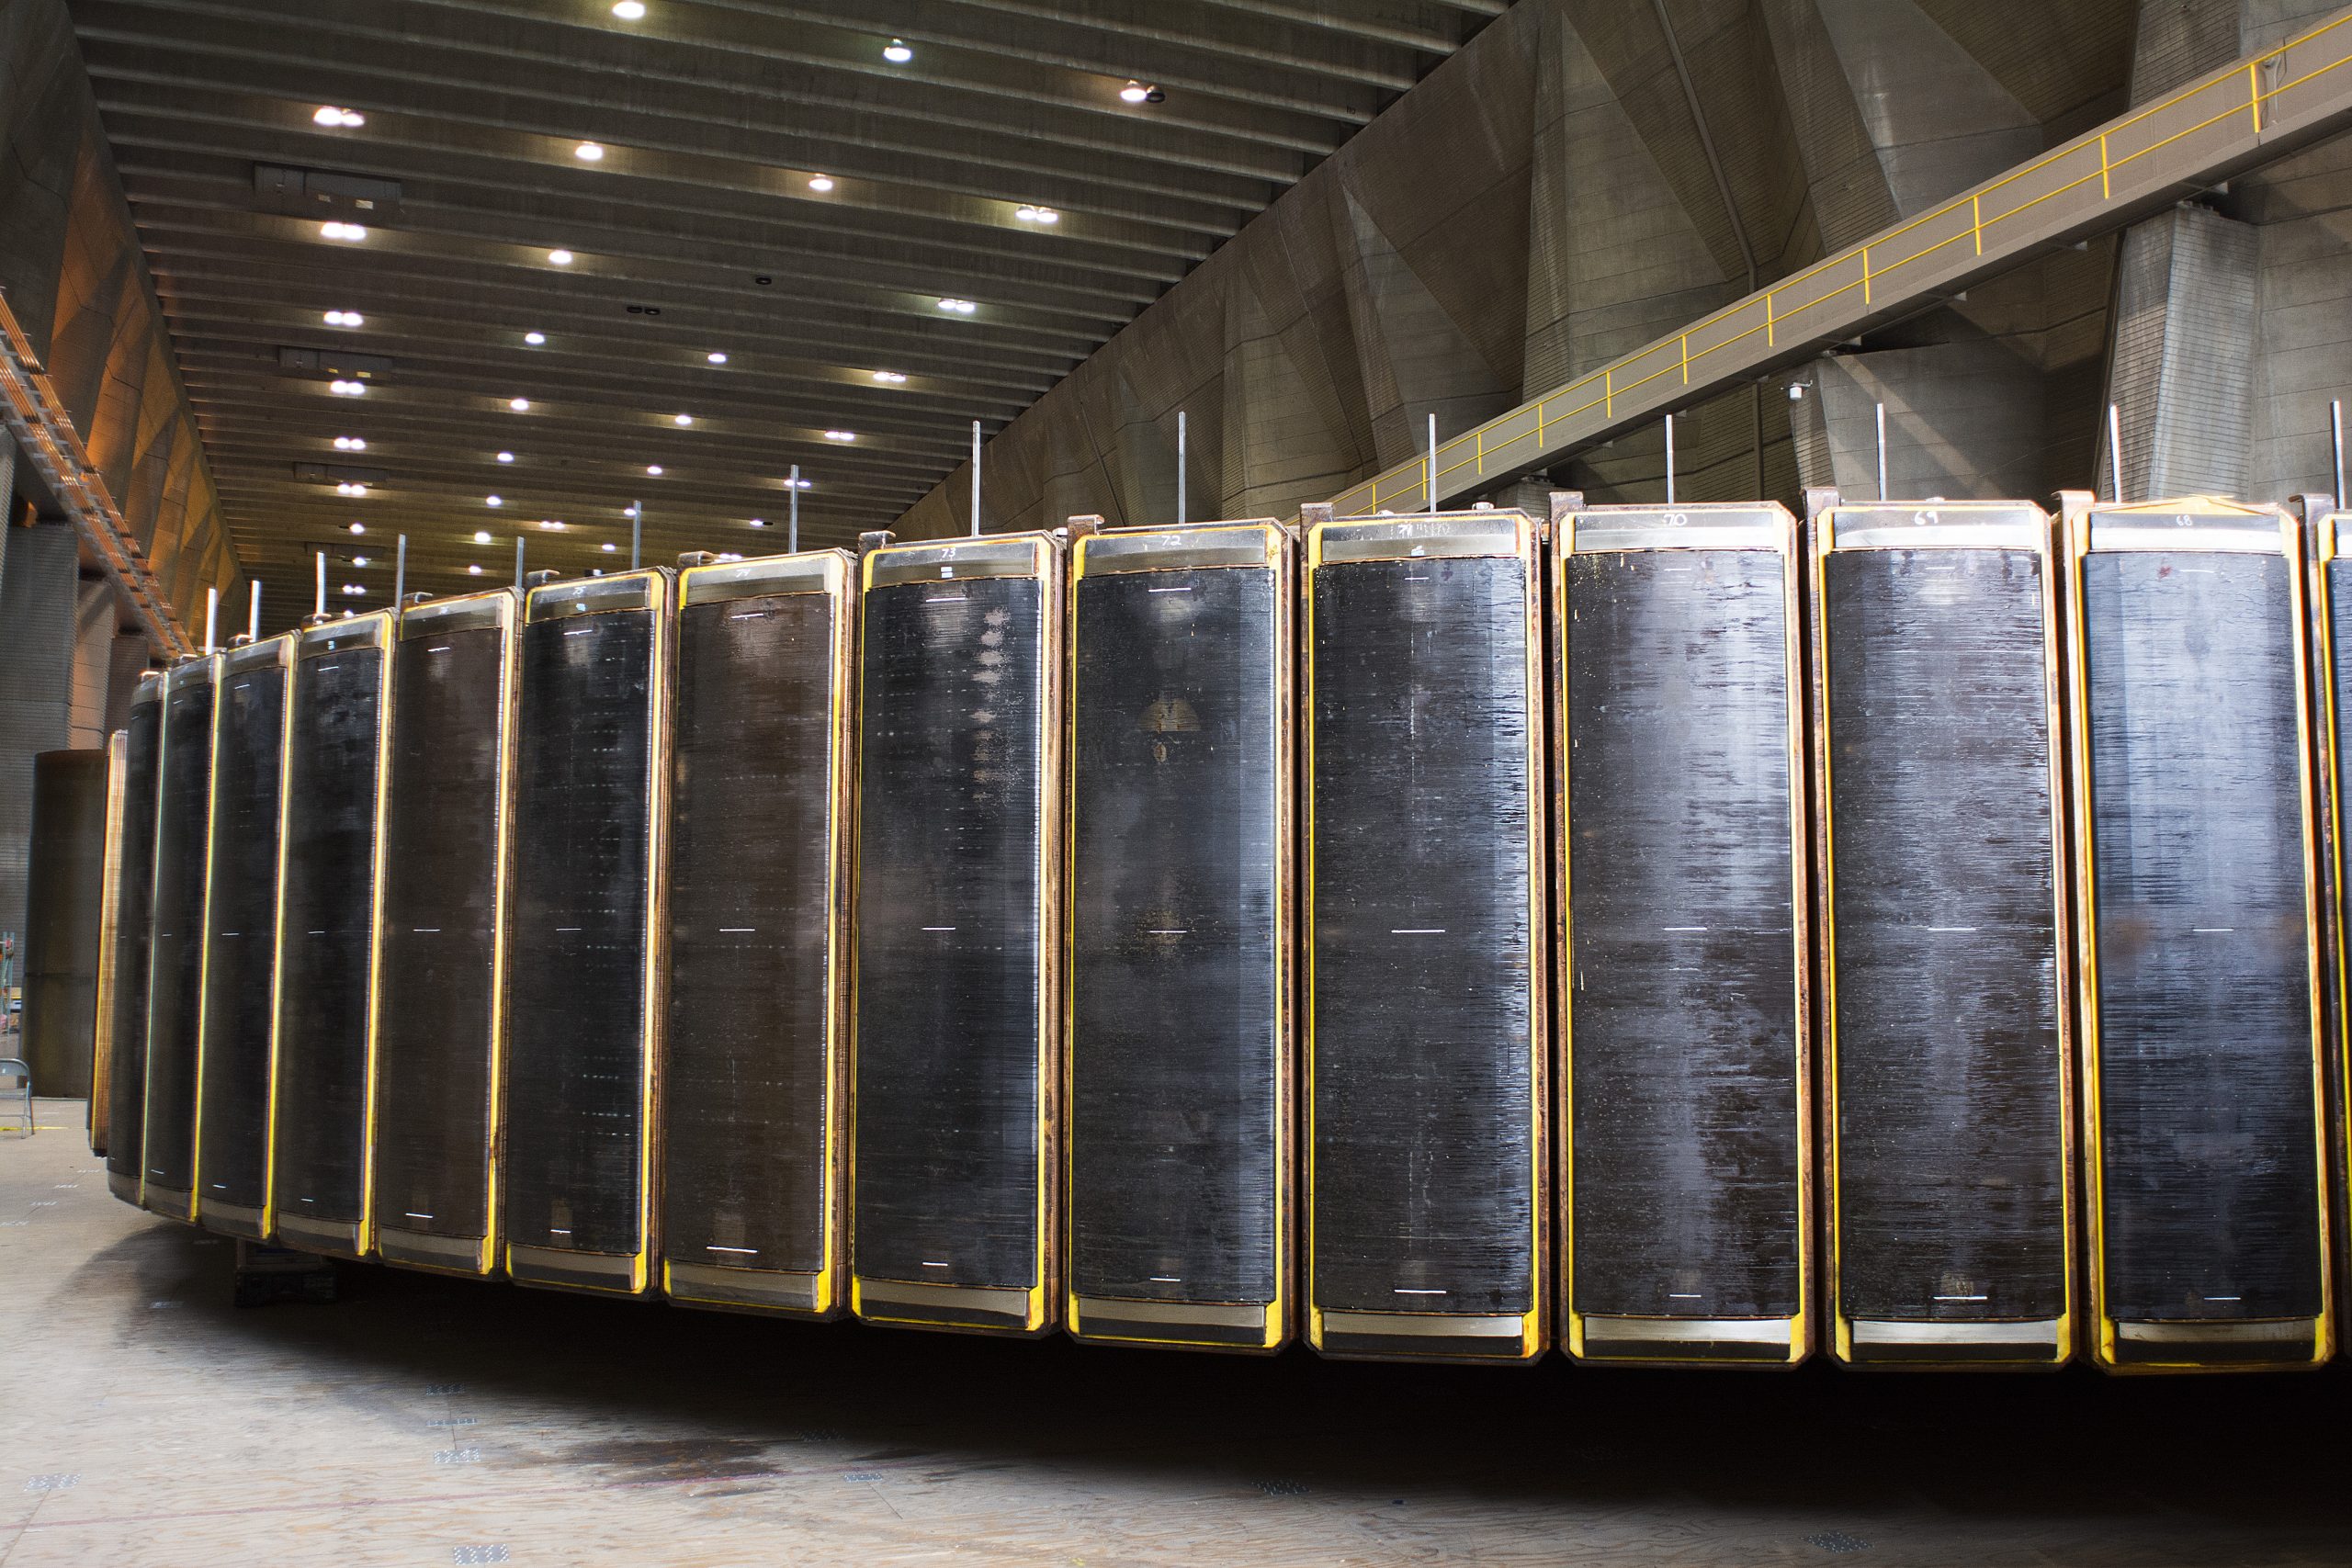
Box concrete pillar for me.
[1798,342,2075,502]
[2102,205,2260,501]
[18,748,107,1097]
[0,515,80,952]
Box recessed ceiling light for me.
[539,519,565,530]
[329,378,366,396]
[472,529,493,544]
[333,435,366,451]
[353,556,370,567]
[496,451,514,463]
[673,413,694,425]
[807,175,834,193]
[524,331,546,345]
[707,351,729,365]
[612,0,645,17]
[749,517,766,527]
[342,583,365,595]
[348,522,367,535]
[872,369,908,384]
[602,541,618,552]
[823,429,855,442]
[574,141,605,162]
[313,106,366,127]
[883,38,912,62]
[547,249,574,265]
[1014,205,1059,224]
[320,220,367,242]
[508,397,530,412]
[322,310,364,327]
[469,563,485,575]
[936,297,977,314]
[646,465,663,476]
[335,481,368,496]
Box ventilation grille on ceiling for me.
[278,346,394,379]
[254,164,403,223]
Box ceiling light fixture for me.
[343,583,365,596]
[574,141,605,162]
[707,351,729,365]
[807,175,835,193]
[353,556,369,567]
[1014,205,1059,224]
[786,477,813,490]
[936,297,976,314]
[673,413,694,425]
[348,522,367,535]
[508,397,530,412]
[646,465,663,476]
[602,541,618,552]
[823,429,855,442]
[333,435,366,451]
[320,221,368,242]
[322,309,364,327]
[749,517,766,527]
[329,378,366,396]
[1120,80,1149,104]
[547,249,574,265]
[612,0,646,17]
[335,481,368,497]
[883,38,912,62]
[539,519,565,530]
[313,106,366,127]
[623,505,639,517]
[525,331,546,345]
[473,530,493,544]
[469,563,485,575]
[872,369,908,384]
[483,498,503,511]
[496,451,514,463]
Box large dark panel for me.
[1560,516,1805,1364]
[22,750,108,1100]
[663,555,850,1316]
[104,680,163,1202]
[2077,510,2327,1370]
[854,536,1058,1336]
[1068,525,1290,1350]
[505,573,668,1293]
[141,660,216,1221]
[373,593,514,1275]
[1306,516,1544,1361]
[194,644,288,1236]
[271,621,390,1257]
[1821,513,2072,1367]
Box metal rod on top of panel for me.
[1665,413,1677,506]
[1176,410,1187,525]
[314,551,326,621]
[204,587,217,655]
[2333,400,2345,503]
[632,501,642,570]
[2107,403,2124,503]
[789,464,800,555]
[247,580,261,643]
[971,420,983,536]
[514,536,526,594]
[393,535,406,609]
[1874,402,1887,502]
[1427,413,1438,513]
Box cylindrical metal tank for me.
[19,749,109,1100]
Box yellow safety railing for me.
[1327,8,2352,518]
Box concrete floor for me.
[6,1100,2352,1567]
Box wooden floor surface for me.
[6,1100,2352,1566]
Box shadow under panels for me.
[853,533,1063,1337]
[370,591,519,1278]
[2065,496,2332,1371]
[1305,511,1548,1362]
[141,655,218,1225]
[504,570,673,1295]
[1066,521,1295,1352]
[102,674,163,1208]
[662,553,854,1317]
[194,636,293,1243]
[268,615,394,1260]
[1812,498,2075,1368]
[1555,502,1810,1367]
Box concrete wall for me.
[893,0,2150,534]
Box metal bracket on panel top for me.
[1062,513,1103,542]
[857,529,898,558]
[1548,491,1584,525]
[1803,487,1842,527]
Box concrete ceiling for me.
[67,0,1500,617]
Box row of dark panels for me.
[78,485,2352,1372]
